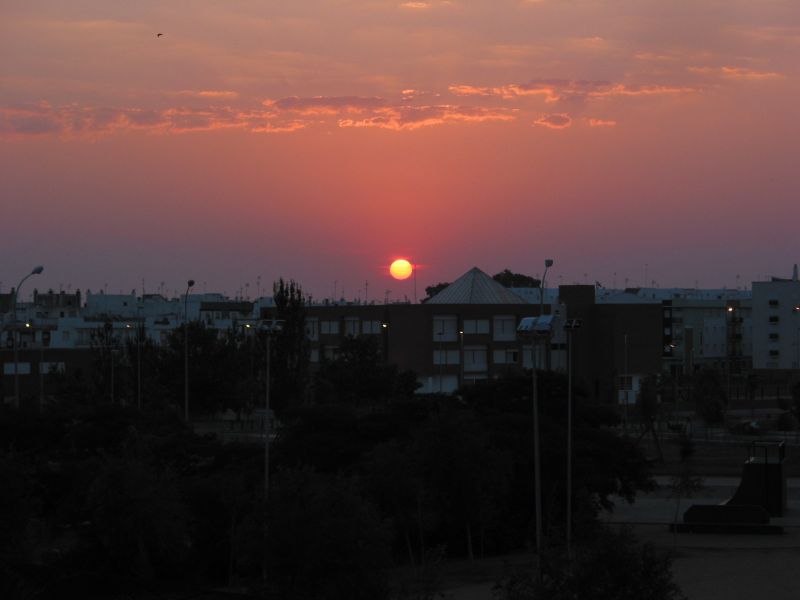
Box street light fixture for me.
[261,318,283,498]
[184,279,195,422]
[520,257,554,576]
[12,265,43,408]
[563,318,582,561]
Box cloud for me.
[450,79,694,103]
[265,96,387,115]
[720,66,783,80]
[533,113,571,129]
[588,118,617,127]
[338,105,515,131]
[178,90,240,100]
[400,1,431,8]
[0,103,303,138]
[688,65,783,80]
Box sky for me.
[1,0,799,301]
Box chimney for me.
[794,264,798,282]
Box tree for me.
[493,527,686,600]
[157,321,247,416]
[692,368,726,426]
[423,282,450,301]
[669,435,703,548]
[635,375,664,462]
[314,336,419,406]
[240,468,392,600]
[269,278,311,414]
[492,270,540,289]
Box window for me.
[464,345,488,371]
[362,320,382,334]
[62,330,71,341]
[769,333,780,341]
[493,316,517,341]
[433,350,460,365]
[3,363,31,375]
[769,316,780,323]
[769,349,780,357]
[306,319,319,341]
[321,320,340,335]
[619,375,633,391]
[309,349,320,363]
[40,362,65,374]
[323,345,338,359]
[432,316,458,342]
[769,299,779,307]
[493,349,519,364]
[463,319,490,335]
[344,318,359,337]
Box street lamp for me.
[517,310,554,579]
[12,265,43,408]
[261,318,283,498]
[563,318,582,561]
[793,306,800,369]
[184,279,195,422]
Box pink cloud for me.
[689,66,783,80]
[533,113,572,129]
[450,79,694,103]
[720,66,783,80]
[178,90,240,100]
[588,118,617,127]
[265,96,387,115]
[338,105,515,131]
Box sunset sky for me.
[2,0,798,300]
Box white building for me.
[752,267,800,369]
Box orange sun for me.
[389,258,413,280]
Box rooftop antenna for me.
[644,263,648,287]
[333,280,338,302]
[365,280,369,304]
[413,263,418,304]
[613,272,617,289]
[385,289,390,304]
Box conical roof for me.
[426,267,529,304]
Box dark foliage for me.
[493,527,685,600]
[492,269,541,288]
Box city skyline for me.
[2,1,798,299]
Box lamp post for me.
[136,302,143,410]
[261,319,283,498]
[519,258,554,580]
[540,259,553,369]
[437,329,444,393]
[184,279,195,422]
[563,318,582,561]
[793,306,800,370]
[12,265,43,408]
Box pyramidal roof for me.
[426,267,529,304]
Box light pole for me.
[540,259,553,369]
[623,332,629,430]
[12,265,43,408]
[136,302,143,410]
[437,329,444,393]
[793,306,800,369]
[261,318,283,498]
[184,279,195,422]
[519,257,554,579]
[563,318,582,561]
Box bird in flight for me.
[156,33,163,37]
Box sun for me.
[389,258,413,280]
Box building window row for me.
[432,315,519,342]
